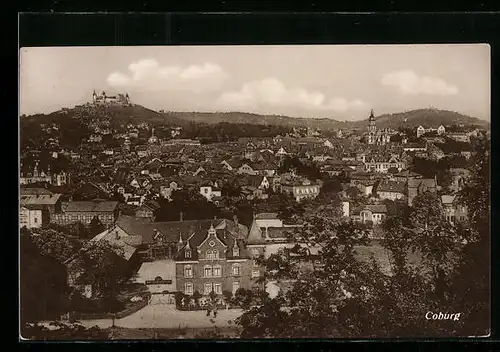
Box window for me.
[34,217,38,223]
[185,249,191,258]
[204,265,213,278]
[184,282,193,295]
[233,247,240,257]
[252,268,260,278]
[204,283,212,295]
[460,216,466,221]
[184,265,193,278]
[251,248,259,257]
[213,265,222,278]
[232,264,241,276]
[206,249,219,260]
[232,281,240,294]
[214,283,222,295]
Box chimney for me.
[179,211,183,222]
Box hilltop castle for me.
[92,90,131,106]
[364,110,390,145]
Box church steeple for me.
[368,109,376,133]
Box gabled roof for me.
[115,215,248,247]
[20,193,62,206]
[376,180,406,194]
[255,212,279,220]
[247,219,265,245]
[441,195,456,205]
[20,187,53,196]
[63,201,118,212]
[407,178,437,190]
[90,228,139,260]
[358,204,388,214]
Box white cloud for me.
[106,59,226,92]
[382,70,458,96]
[215,78,367,113]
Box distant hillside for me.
[161,111,350,130]
[22,104,489,132]
[163,109,489,131]
[356,109,490,131]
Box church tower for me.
[368,109,376,134]
[92,90,97,104]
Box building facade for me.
[175,223,261,296]
[51,201,119,226]
[280,180,320,202]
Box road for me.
[76,305,244,330]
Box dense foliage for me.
[234,145,490,338]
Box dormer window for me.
[233,247,240,257]
[185,249,191,258]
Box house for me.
[364,154,406,173]
[238,163,257,176]
[20,188,62,219]
[51,200,119,226]
[175,222,260,297]
[449,168,471,193]
[88,134,102,143]
[375,180,406,201]
[251,162,278,177]
[244,175,270,190]
[416,126,426,138]
[136,145,150,158]
[255,213,283,230]
[403,143,427,152]
[437,125,446,135]
[276,147,288,157]
[441,195,468,224]
[19,204,47,229]
[389,170,423,182]
[135,200,161,220]
[349,173,378,196]
[448,133,470,143]
[200,184,222,202]
[221,159,242,172]
[280,179,320,202]
[407,178,437,206]
[342,201,350,217]
[351,204,388,225]
[324,140,334,148]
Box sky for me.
[19,44,491,121]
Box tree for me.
[222,290,233,305]
[192,291,202,307]
[71,241,130,300]
[409,191,461,282]
[28,228,82,263]
[448,140,490,336]
[21,322,109,340]
[88,216,105,238]
[20,233,69,325]
[233,288,253,310]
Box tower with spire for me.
[368,109,376,134]
[148,127,158,144]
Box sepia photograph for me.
[19,44,491,340]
